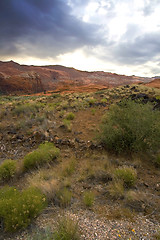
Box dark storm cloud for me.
[0,0,101,58]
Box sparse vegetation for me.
[0,186,47,232]
[0,84,160,238]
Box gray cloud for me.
[0,0,102,58]
[112,31,160,65]
[143,0,159,16]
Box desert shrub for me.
[99,100,160,154]
[107,181,124,199]
[114,166,137,188]
[63,119,72,131]
[54,216,80,240]
[0,186,47,232]
[101,98,107,103]
[155,154,160,167]
[88,98,96,106]
[83,191,95,207]
[56,188,72,207]
[65,112,75,120]
[0,159,16,181]
[23,142,60,171]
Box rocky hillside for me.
[0,60,152,94]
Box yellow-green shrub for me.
[23,142,60,171]
[0,186,47,232]
[114,166,137,188]
[0,159,16,181]
[65,112,75,120]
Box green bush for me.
[65,112,75,120]
[0,159,16,181]
[114,166,137,188]
[99,100,160,154]
[83,191,95,207]
[54,216,80,240]
[23,142,60,171]
[0,186,47,232]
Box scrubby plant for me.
[99,100,160,154]
[0,186,47,232]
[65,112,75,120]
[63,119,72,131]
[0,159,16,181]
[54,216,80,240]
[155,154,160,167]
[107,181,124,199]
[83,191,95,207]
[23,142,60,171]
[12,103,42,116]
[114,166,137,188]
[101,98,107,103]
[88,98,96,106]
[56,188,72,207]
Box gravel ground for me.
[2,207,159,240]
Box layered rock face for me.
[0,60,152,94]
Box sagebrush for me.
[99,100,160,154]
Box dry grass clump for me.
[83,191,95,208]
[54,216,80,240]
[107,181,125,199]
[56,187,72,208]
[61,159,76,177]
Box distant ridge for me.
[0,60,153,94]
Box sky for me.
[0,0,160,77]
